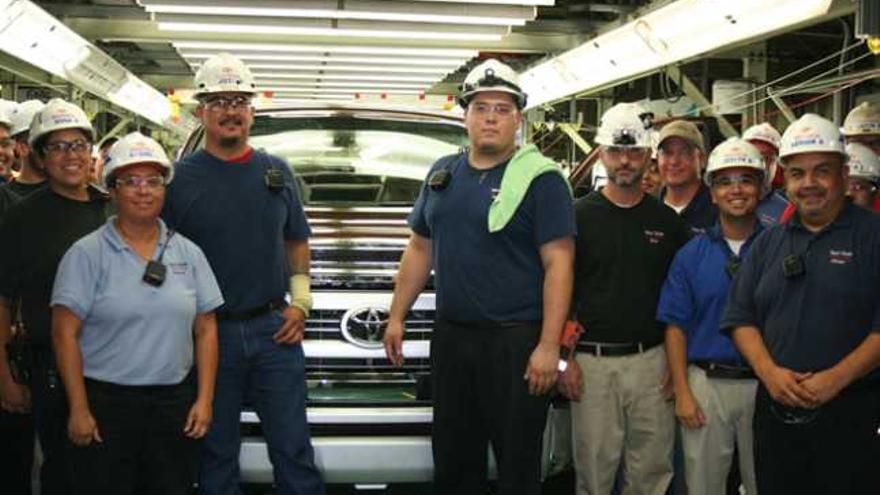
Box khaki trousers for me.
[571,345,674,495]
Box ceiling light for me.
[189,62,453,75]
[521,0,835,108]
[181,51,467,67]
[271,88,425,95]
[140,0,535,26]
[173,41,477,58]
[413,0,552,4]
[156,14,507,41]
[253,72,437,83]
[260,81,430,90]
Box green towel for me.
[487,144,572,233]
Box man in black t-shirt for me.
[559,102,689,495]
[0,99,107,495]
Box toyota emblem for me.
[340,306,389,349]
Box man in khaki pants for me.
[657,138,766,494]
[560,103,689,494]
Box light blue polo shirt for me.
[52,217,224,386]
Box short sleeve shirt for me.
[408,152,576,322]
[721,203,880,374]
[162,149,310,313]
[52,218,223,385]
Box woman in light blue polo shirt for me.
[51,132,223,495]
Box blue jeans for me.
[199,311,324,495]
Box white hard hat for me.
[10,100,45,137]
[778,113,845,164]
[846,142,880,182]
[843,102,880,137]
[705,137,766,185]
[596,102,653,148]
[458,58,527,109]
[0,99,15,130]
[102,131,173,188]
[193,52,258,98]
[28,98,94,147]
[742,123,782,150]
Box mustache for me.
[220,117,243,126]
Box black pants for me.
[754,382,880,495]
[0,409,34,495]
[431,319,550,495]
[31,354,72,495]
[68,377,199,495]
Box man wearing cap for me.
[722,113,880,493]
[0,98,108,495]
[743,123,790,225]
[559,102,689,495]
[658,138,765,495]
[657,120,717,234]
[843,102,880,212]
[0,100,48,217]
[385,58,575,495]
[846,142,880,210]
[161,53,323,495]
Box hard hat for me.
[28,98,94,147]
[458,59,527,109]
[842,101,880,137]
[193,52,258,98]
[742,123,782,150]
[595,102,653,148]
[0,99,15,130]
[778,113,845,164]
[650,129,661,159]
[658,119,705,153]
[705,137,766,185]
[845,142,880,182]
[9,100,45,137]
[102,131,173,188]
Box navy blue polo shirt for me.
[657,223,762,365]
[408,152,576,323]
[661,183,718,235]
[721,203,880,374]
[755,190,789,227]
[161,149,311,313]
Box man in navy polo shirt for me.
[658,138,766,495]
[722,114,880,494]
[657,120,718,234]
[162,53,323,495]
[743,123,790,225]
[384,59,575,495]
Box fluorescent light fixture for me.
[190,61,452,75]
[0,0,182,132]
[260,82,430,90]
[271,88,425,95]
[173,41,477,58]
[181,51,466,67]
[139,0,535,26]
[156,14,507,41]
[521,0,835,108]
[414,0,552,4]
[253,72,437,83]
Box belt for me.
[216,299,287,321]
[693,361,755,380]
[576,340,662,357]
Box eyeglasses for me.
[43,139,91,156]
[469,102,516,118]
[605,146,650,160]
[711,174,760,188]
[202,96,253,112]
[848,180,878,193]
[116,175,165,190]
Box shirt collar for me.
[785,200,855,234]
[103,216,170,253]
[706,217,763,244]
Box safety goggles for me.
[116,175,166,190]
[201,95,253,112]
[711,174,761,188]
[43,139,91,156]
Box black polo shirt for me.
[661,183,718,235]
[721,203,880,375]
[574,191,690,344]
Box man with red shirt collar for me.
[162,53,323,495]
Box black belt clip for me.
[576,340,659,357]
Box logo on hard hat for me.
[129,142,155,159]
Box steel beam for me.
[665,65,738,138]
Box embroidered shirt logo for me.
[169,262,188,274]
[828,249,853,265]
[644,230,665,244]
